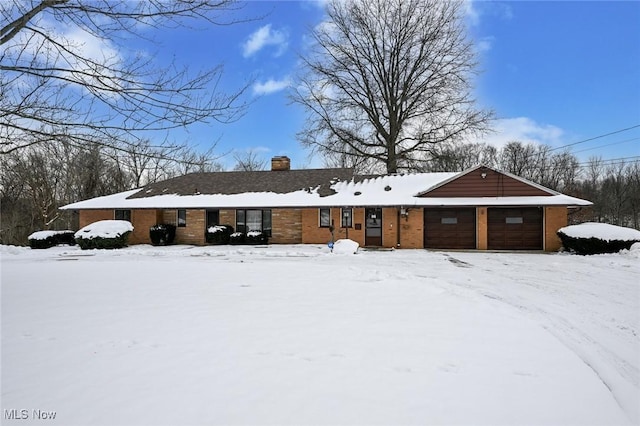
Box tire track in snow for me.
[438,254,639,424]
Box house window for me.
[506,217,523,224]
[319,208,331,227]
[206,210,219,228]
[441,217,458,224]
[114,209,131,222]
[236,209,272,236]
[177,209,187,227]
[341,208,353,228]
[262,209,272,236]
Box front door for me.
[365,208,383,246]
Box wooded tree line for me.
[0,140,223,244]
[1,139,637,245]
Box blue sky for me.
[138,1,640,169]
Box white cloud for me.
[253,77,291,95]
[463,0,481,27]
[64,26,121,65]
[301,0,330,9]
[465,0,513,27]
[475,117,566,149]
[477,36,494,53]
[242,24,288,58]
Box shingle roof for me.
[59,166,593,210]
[127,168,355,199]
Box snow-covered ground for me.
[2,244,639,425]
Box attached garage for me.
[424,208,476,249]
[488,207,543,250]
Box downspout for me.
[396,207,401,248]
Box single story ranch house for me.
[62,156,592,251]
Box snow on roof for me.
[60,170,592,210]
[558,223,640,242]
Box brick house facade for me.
[64,158,591,251]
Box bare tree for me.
[498,141,538,178]
[421,141,497,172]
[171,145,224,175]
[627,162,640,229]
[232,149,267,171]
[292,0,492,174]
[0,140,127,243]
[1,0,249,155]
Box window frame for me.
[114,209,131,222]
[206,209,220,229]
[319,208,331,228]
[177,209,187,227]
[236,209,272,236]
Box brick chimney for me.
[271,156,291,171]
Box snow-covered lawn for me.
[2,244,639,425]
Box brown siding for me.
[422,167,551,197]
[271,209,302,244]
[544,206,568,252]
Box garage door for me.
[424,208,476,249]
[488,208,543,250]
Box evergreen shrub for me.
[205,225,234,245]
[556,231,639,255]
[150,224,176,246]
[75,220,133,250]
[28,230,76,249]
[76,232,132,250]
[246,230,269,245]
[229,232,246,245]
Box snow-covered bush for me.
[246,230,269,245]
[28,230,76,249]
[75,220,134,250]
[628,242,640,259]
[332,239,359,254]
[149,224,176,246]
[557,222,640,255]
[205,225,234,245]
[229,232,245,245]
[228,230,268,245]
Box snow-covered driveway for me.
[2,245,638,425]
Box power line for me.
[572,137,640,155]
[576,156,640,167]
[547,124,640,153]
